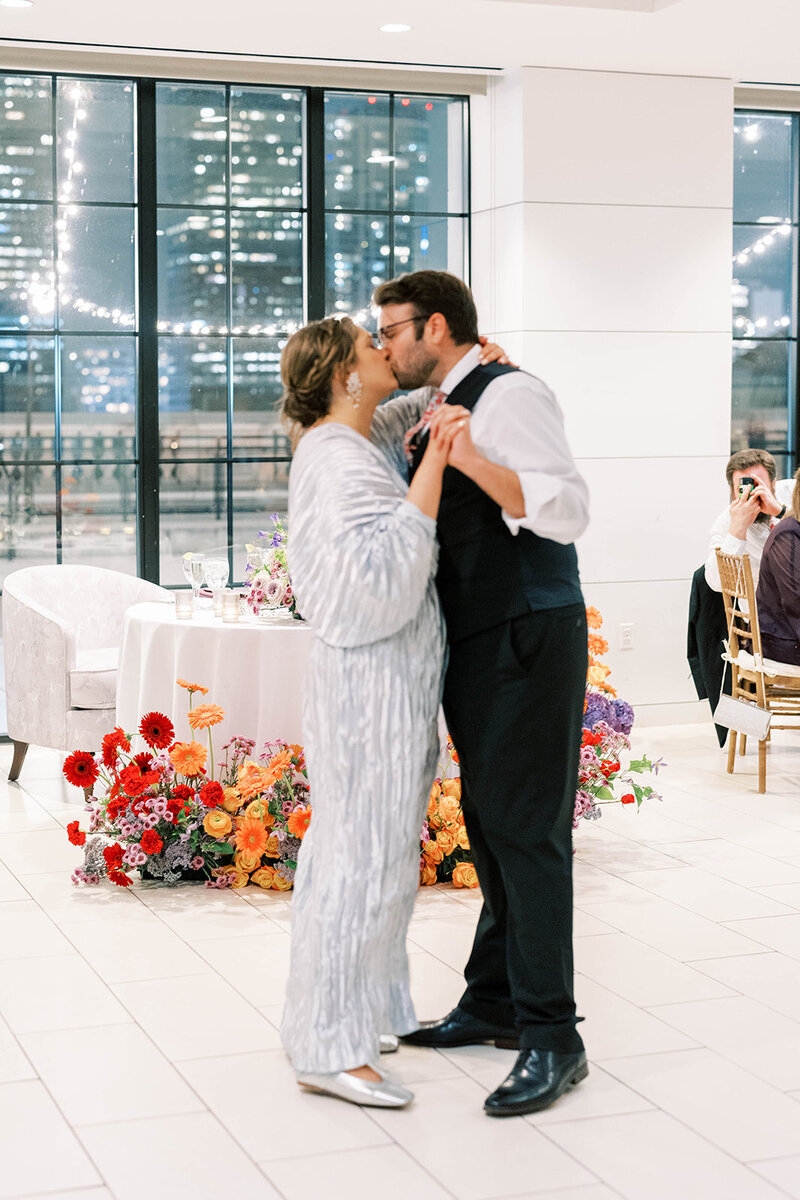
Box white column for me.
[471,67,734,723]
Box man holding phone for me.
[705,449,793,592]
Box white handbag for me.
[712,639,772,741]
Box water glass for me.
[187,553,206,600]
[205,556,230,591]
[174,591,193,620]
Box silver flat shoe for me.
[297,1069,413,1108]
[380,1034,399,1054]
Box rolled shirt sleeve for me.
[468,375,589,545]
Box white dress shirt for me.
[437,345,589,546]
[704,477,794,592]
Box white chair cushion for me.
[734,648,800,679]
[69,647,119,709]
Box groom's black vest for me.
[410,362,583,644]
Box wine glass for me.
[187,553,206,600]
[205,556,229,592]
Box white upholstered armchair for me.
[2,565,170,781]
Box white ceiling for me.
[0,0,798,85]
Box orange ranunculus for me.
[436,829,457,856]
[235,849,260,874]
[170,740,208,776]
[420,861,437,886]
[176,678,209,695]
[187,703,226,732]
[423,839,444,865]
[245,798,275,826]
[287,806,311,839]
[221,786,242,813]
[585,606,603,631]
[587,663,611,688]
[234,816,268,860]
[237,760,274,800]
[588,633,609,657]
[264,833,280,858]
[268,749,292,776]
[441,778,461,800]
[452,861,480,889]
[251,865,275,889]
[203,809,233,839]
[271,872,293,892]
[456,824,470,851]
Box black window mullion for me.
[225,83,235,583]
[51,75,63,564]
[136,78,160,583]
[389,94,396,281]
[306,88,326,322]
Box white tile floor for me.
[1,723,800,1200]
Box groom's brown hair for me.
[374,270,479,346]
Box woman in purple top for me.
[756,468,800,665]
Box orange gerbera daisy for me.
[237,760,274,799]
[585,606,603,631]
[287,805,312,839]
[234,816,268,859]
[187,703,226,732]
[268,749,292,776]
[588,633,609,657]
[169,740,208,776]
[176,678,209,696]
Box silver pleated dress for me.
[281,396,445,1074]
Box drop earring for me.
[346,371,363,409]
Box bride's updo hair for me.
[281,316,359,429]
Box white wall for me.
[471,67,734,723]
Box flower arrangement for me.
[575,607,664,826]
[244,513,297,618]
[419,737,478,889]
[65,680,310,889]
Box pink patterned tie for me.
[404,390,447,465]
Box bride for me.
[279,315,471,1108]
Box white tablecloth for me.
[116,602,314,748]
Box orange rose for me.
[423,839,444,865]
[452,861,479,889]
[429,781,442,804]
[222,786,242,814]
[420,861,437,886]
[587,663,611,688]
[235,849,260,873]
[456,824,470,851]
[251,866,275,889]
[438,797,462,827]
[435,829,457,856]
[271,872,293,892]
[245,798,274,826]
[264,833,280,858]
[202,810,232,839]
[231,869,250,889]
[441,778,461,800]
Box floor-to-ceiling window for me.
[0,73,470,591]
[732,110,798,478]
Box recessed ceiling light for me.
[380,22,412,32]
[0,1,35,8]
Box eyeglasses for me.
[376,315,426,347]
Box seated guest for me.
[705,450,793,592]
[756,468,800,665]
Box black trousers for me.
[442,603,587,1054]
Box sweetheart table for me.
[116,601,313,748]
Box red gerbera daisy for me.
[139,711,175,750]
[63,751,99,789]
[103,843,124,872]
[66,820,86,847]
[107,869,133,888]
[101,727,131,770]
[133,751,154,773]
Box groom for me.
[374,270,590,1116]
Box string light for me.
[732,220,792,266]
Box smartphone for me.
[738,476,757,497]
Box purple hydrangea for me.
[610,698,634,735]
[583,692,613,730]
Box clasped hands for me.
[427,403,477,473]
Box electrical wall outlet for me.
[619,623,634,650]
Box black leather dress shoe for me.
[484,1048,588,1116]
[401,1006,520,1049]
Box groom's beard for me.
[754,510,772,526]
[390,346,439,391]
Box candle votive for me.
[174,591,193,620]
[212,588,227,617]
[222,591,240,623]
